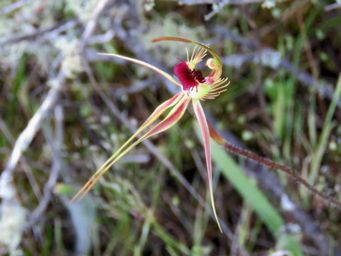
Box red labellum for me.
[174,62,205,91]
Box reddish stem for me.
[208,122,341,210]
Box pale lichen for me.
[0,202,26,254]
[54,37,83,78]
[66,0,98,23]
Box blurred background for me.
[0,0,341,255]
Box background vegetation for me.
[0,0,340,255]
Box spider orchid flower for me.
[71,36,230,232]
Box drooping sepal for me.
[71,93,189,202]
[192,100,222,232]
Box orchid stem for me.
[221,140,341,210]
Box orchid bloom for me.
[72,36,230,231]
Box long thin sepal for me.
[152,36,223,80]
[192,100,222,232]
[142,92,184,129]
[97,53,182,87]
[143,97,190,138]
[71,93,184,202]
[104,96,190,172]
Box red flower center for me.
[174,62,205,91]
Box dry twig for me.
[0,70,65,202]
[25,105,64,229]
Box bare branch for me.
[179,0,264,20]
[0,119,41,199]
[80,0,115,49]
[205,0,264,20]
[0,70,64,254]
[25,105,64,230]
[325,2,341,11]
[0,20,78,47]
[1,0,30,15]
[0,70,65,202]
